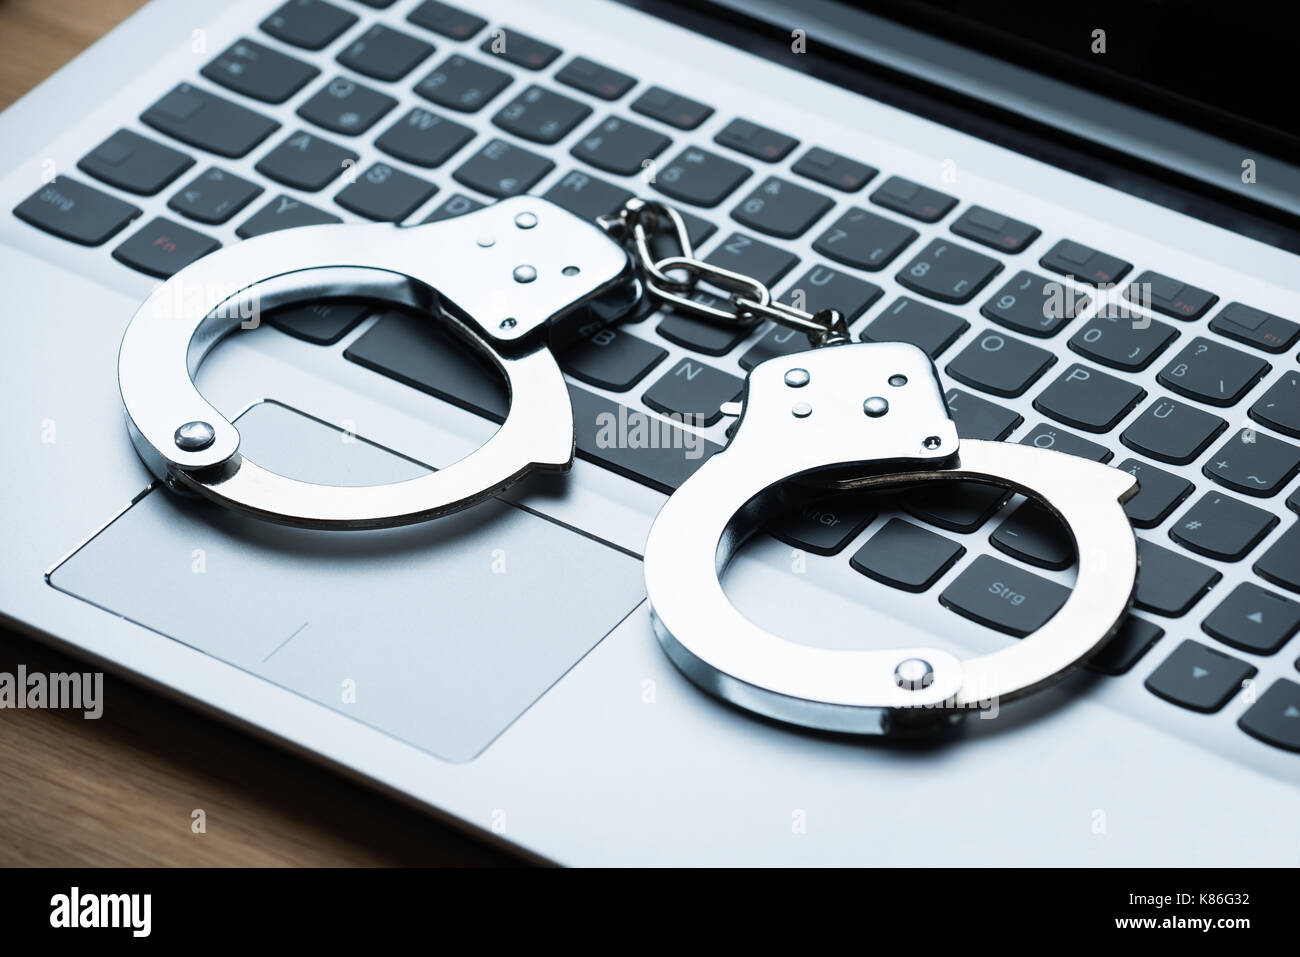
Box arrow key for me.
[1202,582,1300,654]
[1145,639,1255,713]
[1239,679,1300,752]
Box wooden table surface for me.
[0,0,513,867]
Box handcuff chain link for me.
[598,197,852,348]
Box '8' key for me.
[896,238,1002,305]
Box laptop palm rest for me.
[49,400,646,762]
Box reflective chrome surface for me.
[644,342,1140,735]
[118,197,635,529]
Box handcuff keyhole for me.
[923,435,942,450]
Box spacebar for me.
[343,313,719,493]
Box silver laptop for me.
[2,0,1298,865]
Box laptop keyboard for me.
[10,0,1300,755]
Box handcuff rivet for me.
[863,396,889,417]
[562,265,580,276]
[514,212,538,229]
[791,402,812,418]
[513,265,537,283]
[894,658,935,691]
[499,317,517,330]
[783,368,810,388]
[889,374,908,387]
[174,420,215,452]
[476,233,495,248]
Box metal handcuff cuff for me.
[118,194,1139,736]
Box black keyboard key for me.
[493,85,592,144]
[1020,422,1112,461]
[375,107,473,167]
[343,310,717,492]
[702,232,798,287]
[335,161,436,221]
[653,147,750,208]
[1208,301,1300,353]
[642,358,743,426]
[944,387,1022,440]
[141,83,280,158]
[1085,616,1164,676]
[420,192,485,223]
[770,496,876,556]
[1203,582,1300,655]
[939,555,1069,637]
[1171,491,1277,561]
[1239,679,1300,752]
[870,175,956,222]
[267,299,370,345]
[479,27,560,70]
[1120,397,1225,465]
[896,238,1002,305]
[168,166,262,224]
[1034,363,1144,433]
[947,330,1055,398]
[631,86,712,130]
[778,265,882,322]
[851,518,965,592]
[1038,238,1131,286]
[1204,427,1300,497]
[1249,371,1300,438]
[236,193,341,238]
[1124,270,1217,320]
[791,147,876,193]
[297,76,397,134]
[406,1,485,41]
[1146,640,1255,713]
[337,24,434,81]
[714,118,798,163]
[1116,458,1193,529]
[1068,307,1179,372]
[560,327,667,392]
[739,324,816,371]
[415,55,512,113]
[949,205,1039,254]
[78,129,193,196]
[452,138,554,198]
[730,176,832,239]
[1134,539,1220,616]
[903,484,1010,534]
[990,501,1072,570]
[651,208,715,258]
[555,56,635,101]
[860,297,967,359]
[812,208,916,271]
[111,216,220,278]
[1158,336,1270,407]
[12,177,141,246]
[256,130,357,190]
[262,0,358,50]
[351,0,395,6]
[656,297,751,357]
[981,270,1086,338]
[571,115,671,177]
[1255,522,1300,594]
[542,169,632,222]
[202,39,319,104]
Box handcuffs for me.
[118,195,1140,736]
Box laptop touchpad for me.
[50,401,645,762]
